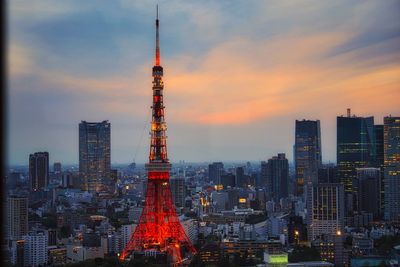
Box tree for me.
[58,226,71,238]
[289,245,321,262]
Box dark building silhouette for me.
[53,162,62,173]
[47,229,57,246]
[260,161,268,187]
[337,110,375,214]
[82,232,101,247]
[318,165,339,184]
[79,121,111,193]
[7,172,20,190]
[29,152,49,191]
[208,162,224,184]
[374,124,385,213]
[356,168,381,219]
[221,173,236,188]
[266,153,289,202]
[236,166,245,187]
[288,216,308,244]
[295,120,322,196]
[170,177,186,209]
[375,125,384,167]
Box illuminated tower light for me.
[120,6,196,265]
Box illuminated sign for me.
[268,254,288,264]
[239,198,247,203]
[214,185,224,191]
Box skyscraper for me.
[308,183,344,241]
[337,110,375,213]
[79,120,111,193]
[260,161,268,187]
[317,165,339,184]
[7,195,28,240]
[295,120,322,196]
[236,166,246,187]
[266,153,289,202]
[208,162,224,184]
[356,168,381,219]
[29,152,49,191]
[53,162,62,173]
[170,177,186,210]
[221,173,236,188]
[383,116,400,220]
[374,124,385,213]
[375,125,384,167]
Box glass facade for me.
[337,115,375,213]
[79,121,111,193]
[29,152,49,191]
[295,120,322,196]
[383,116,400,220]
[266,153,289,202]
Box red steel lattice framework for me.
[120,7,196,265]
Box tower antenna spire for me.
[120,5,196,263]
[155,5,160,66]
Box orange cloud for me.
[163,32,400,125]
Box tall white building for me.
[267,217,287,238]
[308,184,344,241]
[23,231,48,267]
[7,195,28,240]
[120,224,136,251]
[181,218,199,244]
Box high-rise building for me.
[23,231,48,267]
[317,165,339,184]
[236,166,246,187]
[53,162,62,174]
[7,172,20,190]
[308,183,344,241]
[295,120,322,196]
[337,110,375,213]
[10,240,25,267]
[121,224,136,251]
[356,168,381,219]
[375,125,385,167]
[7,195,28,240]
[266,153,289,202]
[208,162,224,184]
[260,161,268,188]
[46,229,58,247]
[79,120,111,193]
[374,124,385,213]
[170,177,186,209]
[29,152,49,191]
[221,173,236,188]
[383,116,400,220]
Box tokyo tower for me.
[120,6,196,265]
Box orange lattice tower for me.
[120,6,196,265]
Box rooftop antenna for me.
[155,4,160,66]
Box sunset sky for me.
[7,1,400,165]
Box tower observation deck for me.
[120,6,196,265]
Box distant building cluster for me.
[4,111,400,266]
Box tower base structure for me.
[120,167,196,265]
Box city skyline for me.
[8,1,400,165]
